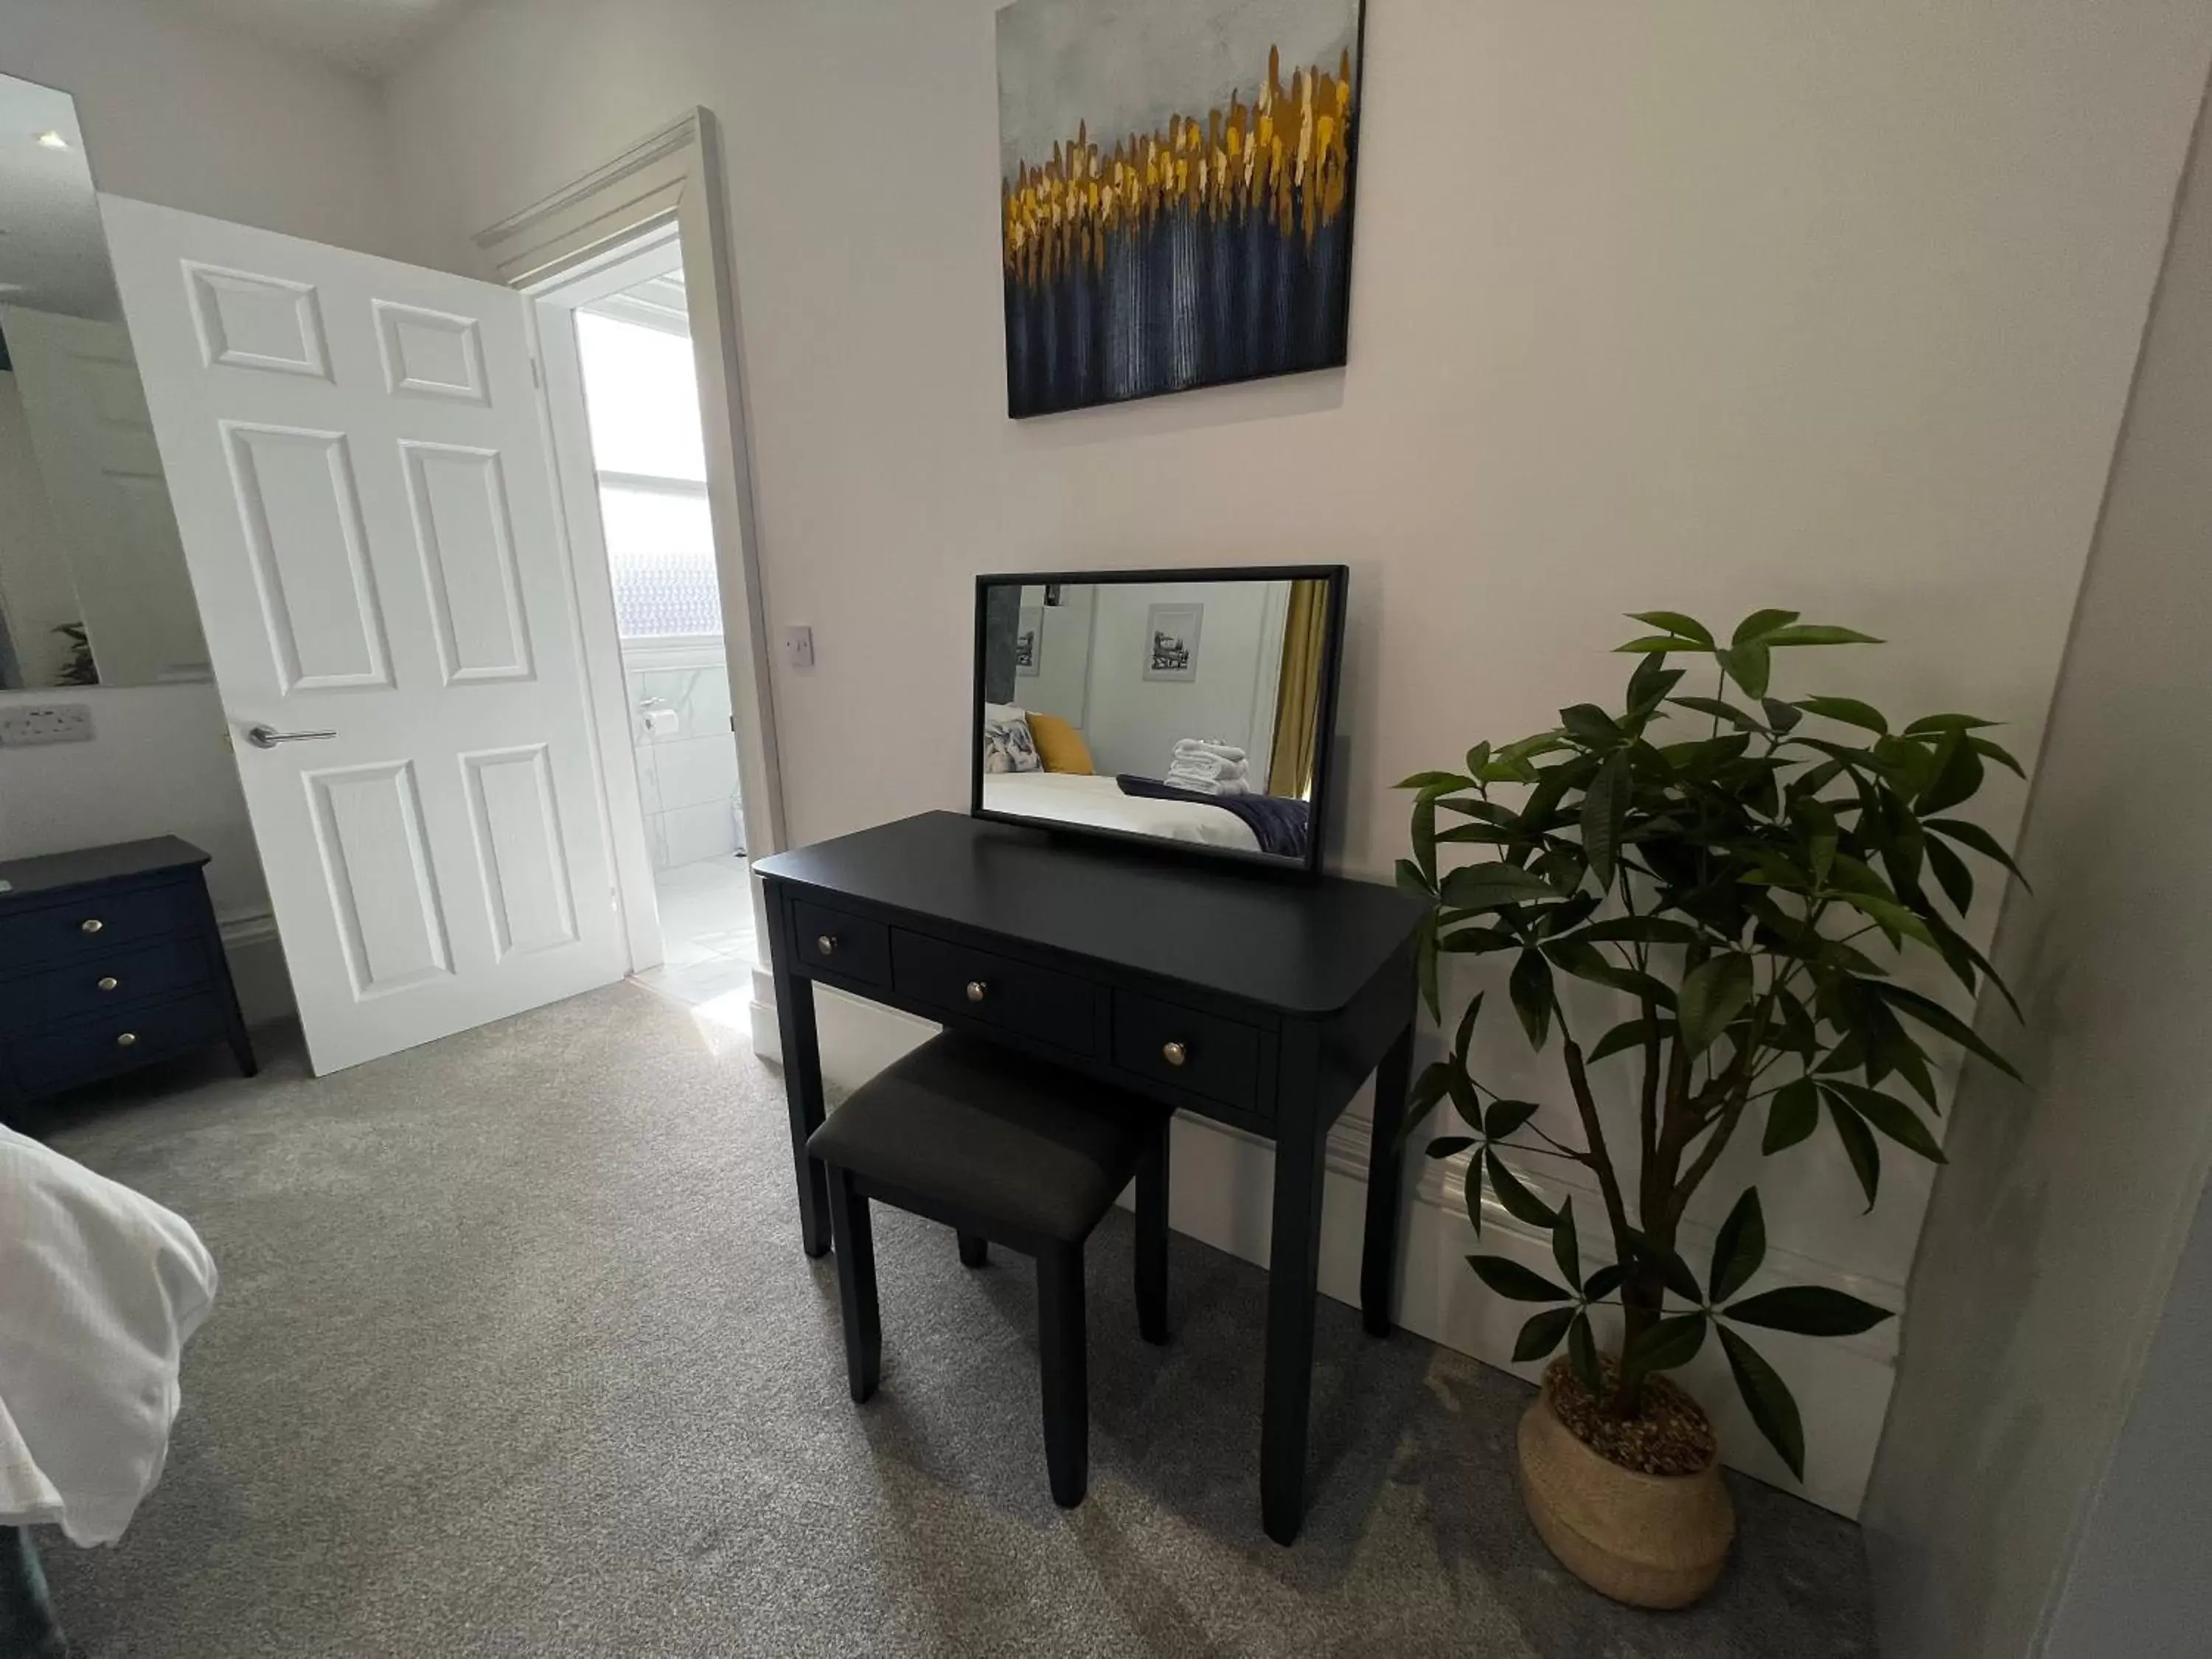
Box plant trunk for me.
[1607,1259,1669,1419]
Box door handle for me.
[246,723,338,749]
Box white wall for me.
[1015,582,1094,734]
[1863,63,2212,1655]
[1079,580,1283,781]
[380,0,2212,1514]
[0,0,403,1000]
[625,640,743,869]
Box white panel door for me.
[100,196,625,1074]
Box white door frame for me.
[473,109,787,1042]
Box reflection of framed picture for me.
[1142,602,1202,681]
[1015,605,1042,675]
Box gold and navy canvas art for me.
[995,0,1365,418]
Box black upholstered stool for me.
[806,1033,1172,1508]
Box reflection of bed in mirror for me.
[973,567,1347,873]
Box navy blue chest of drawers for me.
[0,837,256,1124]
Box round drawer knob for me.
[965,981,988,1003]
[815,934,838,956]
[97,976,120,992]
[115,1032,138,1048]
[1161,1040,1188,1068]
[80,918,105,935]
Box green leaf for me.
[1717,641,1772,700]
[1925,816,2030,889]
[1439,862,1562,911]
[1425,1135,1475,1160]
[1588,1017,1658,1064]
[1397,770,1474,792]
[1509,950,1555,1050]
[1402,1060,1452,1139]
[1826,1082,1947,1163]
[1677,953,1755,1056]
[1969,735,2025,778]
[1559,703,1626,747]
[1764,623,1883,647]
[1795,797,1840,888]
[1670,695,1762,731]
[1444,1054,1484,1130]
[1568,1310,1602,1393]
[1925,835,1975,914]
[1486,1150,1559,1228]
[1718,1326,1806,1481]
[1464,741,1493,781]
[1724,1285,1894,1338]
[1543,938,1677,1007]
[1732,608,1801,647]
[1624,1312,1709,1377]
[1468,1254,1572,1302]
[1411,790,1438,886]
[1825,1093,1882,1211]
[1627,610,1715,647]
[1452,990,1485,1065]
[1625,1231,1706,1305]
[1437,924,1519,952]
[1833,889,1935,948]
[1797,696,1888,735]
[1463,1147,1485,1237]
[1551,1199,1581,1287]
[1626,653,1683,717]
[1513,1306,1576,1363]
[1582,1263,1627,1301]
[1484,1097,1540,1139]
[1916,731,1986,815]
[1869,981,2022,1080]
[1617,635,1697,655]
[1416,912,1439,1023]
[1709,1189,1767,1304]
[1905,712,1997,734]
[1394,858,1432,898]
[1581,749,1632,886]
[1761,698,1805,734]
[1763,1078,1820,1155]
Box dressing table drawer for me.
[6,990,232,1097]
[0,936,213,1034]
[890,929,1093,1055]
[1112,990,1264,1113]
[0,879,198,970]
[790,900,890,988]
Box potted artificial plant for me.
[1397,609,2025,1607]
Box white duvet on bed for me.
[984,771,1261,852]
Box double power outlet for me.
[0,703,96,746]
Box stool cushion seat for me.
[808,1034,1170,1245]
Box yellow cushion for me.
[1026,712,1095,775]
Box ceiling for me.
[0,77,118,322]
[170,0,479,78]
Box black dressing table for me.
[757,810,1427,1544]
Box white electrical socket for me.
[782,625,815,669]
[0,703,96,746]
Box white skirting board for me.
[217,909,292,1029]
[766,987,1897,1519]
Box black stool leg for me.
[0,1526,67,1659]
[957,1232,989,1268]
[1135,1120,1169,1346]
[825,1167,880,1402]
[1037,1245,1088,1508]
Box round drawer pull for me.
[965,981,988,1003]
[97,976,120,992]
[1161,1040,1188,1068]
[815,934,838,957]
[115,1032,138,1048]
[80,918,105,935]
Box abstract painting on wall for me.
[996,0,1365,418]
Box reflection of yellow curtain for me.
[1267,580,1329,799]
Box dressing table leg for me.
[1261,1091,1329,1545]
[1360,1021,1416,1337]
[770,917,832,1258]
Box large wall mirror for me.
[973,566,1347,875]
[0,74,206,689]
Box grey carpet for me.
[24,984,1876,1658]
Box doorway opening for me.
[534,227,761,1018]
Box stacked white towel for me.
[1166,739,1250,796]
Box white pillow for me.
[982,703,1042,774]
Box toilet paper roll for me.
[641,706,681,739]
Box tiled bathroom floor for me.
[629,855,757,1009]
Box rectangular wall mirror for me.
[973,566,1347,874]
[0,74,206,689]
